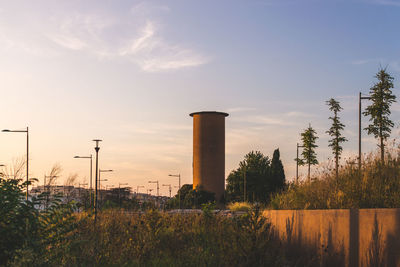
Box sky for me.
[1,0,400,197]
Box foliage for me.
[0,176,78,266]
[270,147,400,209]
[363,68,396,163]
[226,150,285,204]
[299,124,319,181]
[167,184,215,209]
[270,149,286,191]
[326,98,347,179]
[227,202,252,212]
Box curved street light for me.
[3,127,29,200]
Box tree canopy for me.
[226,150,285,203]
[363,68,396,163]
[326,98,347,179]
[299,124,318,181]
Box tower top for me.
[189,111,229,117]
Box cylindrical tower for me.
[190,111,229,203]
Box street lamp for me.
[359,92,371,172]
[169,174,181,209]
[74,155,93,207]
[137,185,144,194]
[3,127,29,200]
[99,169,113,190]
[162,184,172,198]
[148,180,159,196]
[93,139,102,223]
[296,143,305,183]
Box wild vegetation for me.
[270,147,400,209]
[1,175,293,267]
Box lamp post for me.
[296,143,305,183]
[359,92,371,172]
[99,179,108,208]
[148,180,159,196]
[93,139,102,223]
[74,155,93,207]
[169,174,181,209]
[162,184,172,198]
[99,169,113,191]
[137,185,144,194]
[3,127,29,200]
[119,183,128,208]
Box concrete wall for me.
[263,209,400,267]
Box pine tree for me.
[326,98,347,180]
[270,148,285,192]
[363,69,396,164]
[300,124,318,181]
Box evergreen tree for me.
[300,124,318,181]
[363,68,396,164]
[270,148,285,191]
[326,98,347,179]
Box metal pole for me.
[359,93,371,172]
[177,176,181,208]
[243,164,246,202]
[296,143,299,183]
[93,140,101,224]
[359,92,362,172]
[26,127,29,201]
[90,155,93,208]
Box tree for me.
[270,149,285,191]
[300,124,318,181]
[363,68,396,164]
[326,98,347,179]
[226,150,285,203]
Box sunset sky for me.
[1,0,400,196]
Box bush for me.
[227,202,252,212]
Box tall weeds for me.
[270,149,400,209]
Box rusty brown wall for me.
[263,209,400,267]
[191,112,228,202]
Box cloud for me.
[45,11,208,72]
[48,34,87,50]
[226,107,257,113]
[350,58,382,65]
[120,21,208,72]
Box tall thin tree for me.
[326,98,347,180]
[300,124,319,182]
[363,69,396,164]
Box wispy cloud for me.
[226,107,257,113]
[350,58,382,65]
[2,3,208,72]
[119,21,208,72]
